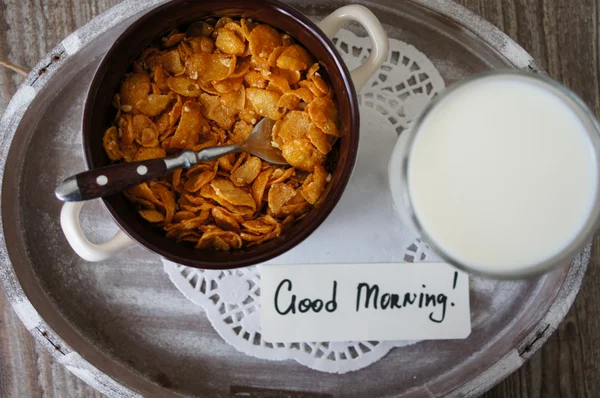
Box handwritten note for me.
[260,262,470,342]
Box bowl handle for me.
[60,201,136,261]
[318,5,389,92]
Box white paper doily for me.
[164,29,445,374]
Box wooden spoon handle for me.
[55,151,196,202]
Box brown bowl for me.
[83,0,360,269]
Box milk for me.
[404,74,598,275]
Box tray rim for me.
[0,0,587,397]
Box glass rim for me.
[399,69,600,279]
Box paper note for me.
[260,262,470,342]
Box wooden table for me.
[1,0,598,396]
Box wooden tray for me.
[0,0,590,396]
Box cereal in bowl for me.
[102,17,338,250]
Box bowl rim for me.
[81,0,360,269]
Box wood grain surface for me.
[0,0,599,397]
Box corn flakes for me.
[103,17,338,250]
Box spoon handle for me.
[197,144,240,161]
[55,151,197,202]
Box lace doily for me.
[164,29,445,374]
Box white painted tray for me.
[0,0,589,397]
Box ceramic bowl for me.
[60,0,388,269]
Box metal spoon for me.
[55,118,286,202]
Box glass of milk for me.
[389,71,600,278]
